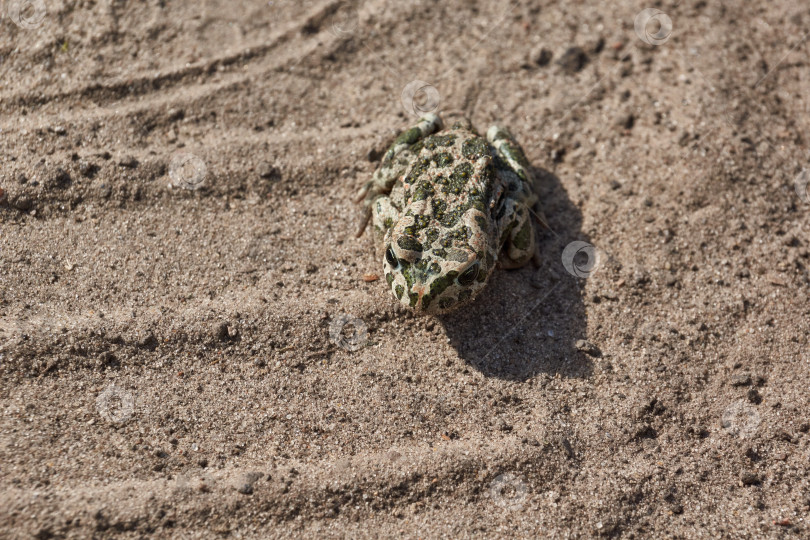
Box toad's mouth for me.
[410,284,428,306]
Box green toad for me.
[356,113,541,314]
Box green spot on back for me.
[423,134,456,150]
[425,228,439,245]
[441,226,470,246]
[404,214,430,236]
[412,181,434,201]
[431,199,447,223]
[443,162,473,195]
[433,152,454,168]
[462,137,489,160]
[404,156,431,186]
[397,236,423,252]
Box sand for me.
[1,0,809,538]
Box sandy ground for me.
[1,0,809,538]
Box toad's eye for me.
[457,262,479,286]
[385,246,399,267]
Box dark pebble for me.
[586,36,605,55]
[12,195,33,211]
[731,374,751,387]
[17,172,28,184]
[575,339,602,357]
[532,47,553,66]
[97,351,117,368]
[138,333,158,351]
[97,182,112,199]
[633,269,650,286]
[775,430,793,443]
[740,472,760,486]
[46,167,71,189]
[557,46,588,74]
[118,155,139,168]
[617,113,635,130]
[233,472,261,495]
[258,161,280,179]
[215,322,238,341]
[79,160,99,178]
[744,447,760,461]
[367,145,385,162]
[747,388,762,404]
[167,108,185,122]
[561,438,574,457]
[634,424,657,439]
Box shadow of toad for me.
[439,166,599,381]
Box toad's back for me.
[357,114,540,314]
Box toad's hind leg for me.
[355,113,443,237]
[487,125,542,268]
[487,126,533,186]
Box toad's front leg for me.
[371,194,401,249]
